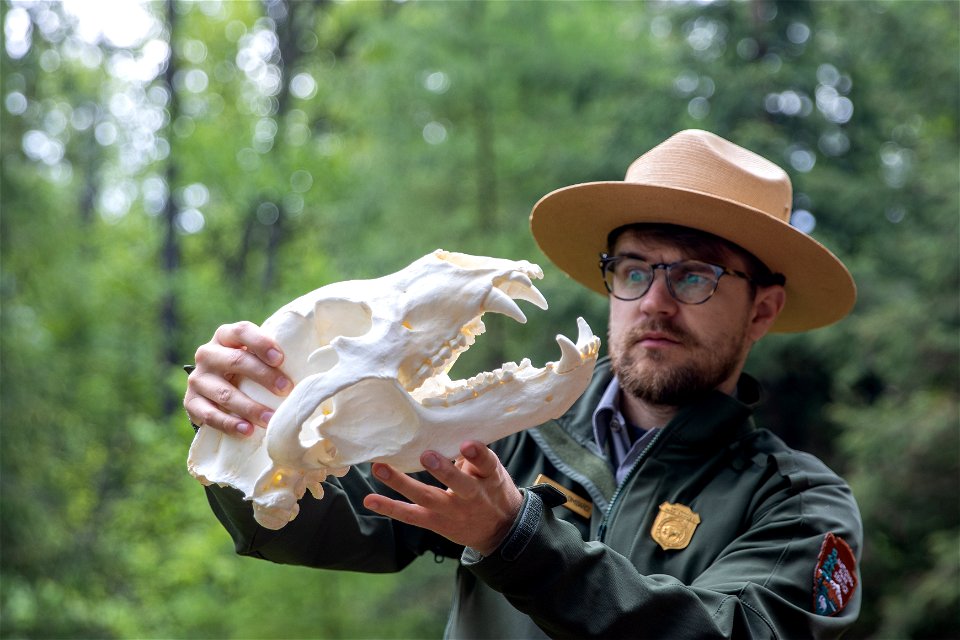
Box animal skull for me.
[188,250,600,530]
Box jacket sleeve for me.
[462,468,862,639]
[204,464,463,573]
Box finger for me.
[184,394,256,436]
[457,441,501,478]
[362,493,433,528]
[213,321,284,367]
[370,463,449,507]
[194,342,291,397]
[421,451,481,499]
[364,465,445,525]
[188,370,276,428]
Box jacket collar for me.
[559,357,760,453]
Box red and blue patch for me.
[813,532,858,616]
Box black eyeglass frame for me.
[598,252,758,305]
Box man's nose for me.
[638,271,678,315]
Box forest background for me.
[1,0,957,638]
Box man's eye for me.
[622,267,651,285]
[676,271,713,288]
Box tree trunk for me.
[160,0,181,414]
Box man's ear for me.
[748,285,786,342]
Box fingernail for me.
[463,444,478,458]
[423,452,441,470]
[260,411,274,425]
[237,422,253,436]
[373,465,391,481]
[276,376,290,392]
[267,349,283,366]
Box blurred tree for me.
[1,0,956,637]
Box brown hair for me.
[607,223,786,290]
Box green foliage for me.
[2,0,957,637]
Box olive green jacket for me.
[204,357,862,639]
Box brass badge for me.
[533,474,592,519]
[651,502,701,551]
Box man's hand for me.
[363,441,524,556]
[183,321,292,436]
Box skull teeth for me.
[419,358,533,408]
[415,318,598,408]
[407,283,530,392]
[497,273,548,310]
[552,317,601,374]
[408,322,483,392]
[484,287,527,324]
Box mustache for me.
[620,320,695,346]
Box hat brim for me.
[530,182,856,333]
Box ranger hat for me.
[530,129,856,332]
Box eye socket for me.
[613,260,653,291]
[624,265,651,285]
[670,262,719,295]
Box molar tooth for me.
[448,387,475,404]
[416,363,432,381]
[555,333,581,374]
[484,288,527,324]
[463,316,485,337]
[436,346,452,364]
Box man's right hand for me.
[183,321,292,436]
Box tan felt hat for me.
[530,129,856,332]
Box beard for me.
[609,318,750,408]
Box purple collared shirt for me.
[592,377,660,485]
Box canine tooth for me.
[516,284,549,310]
[555,333,581,374]
[575,317,598,352]
[499,273,549,310]
[484,288,527,324]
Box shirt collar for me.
[592,376,625,450]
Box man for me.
[184,130,862,638]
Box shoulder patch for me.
[813,532,858,616]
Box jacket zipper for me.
[596,429,663,542]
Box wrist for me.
[465,483,564,561]
[475,489,524,556]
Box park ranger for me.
[185,129,862,638]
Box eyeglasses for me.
[599,253,755,305]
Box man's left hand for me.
[363,441,523,556]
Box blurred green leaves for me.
[2,0,957,637]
